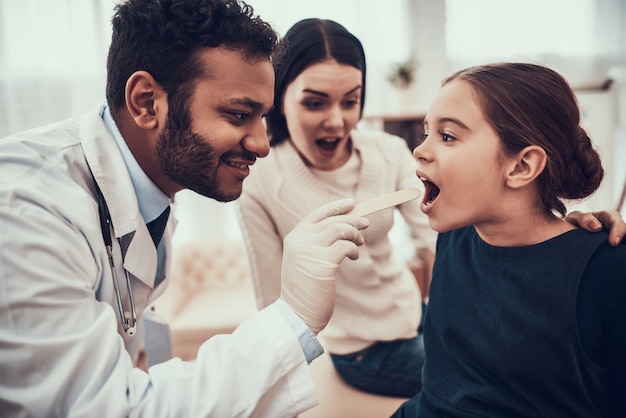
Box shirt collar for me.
[101,104,170,223]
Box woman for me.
[393,62,626,416]
[237,18,435,397]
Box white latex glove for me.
[281,198,369,334]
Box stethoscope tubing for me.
[96,184,137,337]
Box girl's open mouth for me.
[420,176,440,206]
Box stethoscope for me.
[96,185,138,337]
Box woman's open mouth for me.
[315,137,340,153]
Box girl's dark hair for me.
[266,18,367,145]
[444,62,603,217]
[105,0,278,116]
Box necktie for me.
[146,206,170,247]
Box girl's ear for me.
[125,70,168,130]
[505,145,547,189]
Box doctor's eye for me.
[232,112,250,120]
[227,111,251,125]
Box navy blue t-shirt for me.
[410,226,626,417]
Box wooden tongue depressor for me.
[347,187,421,217]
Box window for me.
[446,0,596,60]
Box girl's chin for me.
[427,215,462,234]
[429,223,452,233]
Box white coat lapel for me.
[81,105,158,288]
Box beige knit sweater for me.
[237,129,437,354]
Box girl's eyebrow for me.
[439,117,470,131]
[424,116,470,131]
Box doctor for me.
[0,0,369,416]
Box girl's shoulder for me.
[585,240,626,282]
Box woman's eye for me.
[305,102,323,110]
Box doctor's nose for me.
[243,119,270,158]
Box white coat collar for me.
[81,104,158,287]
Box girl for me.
[394,62,626,417]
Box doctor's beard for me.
[156,104,241,202]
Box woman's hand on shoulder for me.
[566,210,626,246]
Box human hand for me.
[566,210,625,246]
[281,198,369,334]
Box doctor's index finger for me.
[301,198,357,223]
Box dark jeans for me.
[330,333,425,398]
[329,304,428,398]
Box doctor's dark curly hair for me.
[105,0,278,115]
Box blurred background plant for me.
[387,55,417,89]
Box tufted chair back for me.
[174,240,251,294]
[150,238,258,360]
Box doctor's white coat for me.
[0,105,317,417]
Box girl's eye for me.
[441,132,455,142]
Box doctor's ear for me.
[125,71,168,130]
[505,145,547,189]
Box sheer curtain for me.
[0,0,411,136]
[0,0,114,138]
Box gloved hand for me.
[281,198,369,334]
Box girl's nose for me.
[413,132,435,164]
